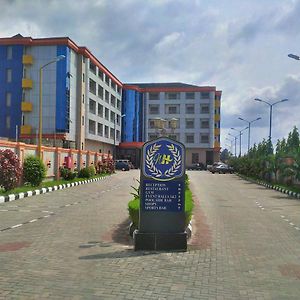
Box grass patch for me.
[0,173,109,196]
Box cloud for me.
[1,0,300,155]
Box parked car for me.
[211,164,234,174]
[115,161,130,171]
[207,162,225,172]
[187,163,206,171]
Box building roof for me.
[0,34,122,86]
[123,82,220,93]
[126,82,205,89]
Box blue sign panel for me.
[142,138,185,181]
[141,180,184,212]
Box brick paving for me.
[0,171,300,299]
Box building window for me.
[97,123,103,136]
[149,104,159,114]
[201,134,209,143]
[186,119,194,129]
[104,125,109,138]
[111,95,116,107]
[149,92,159,100]
[215,107,221,114]
[185,104,195,114]
[105,75,110,86]
[166,105,179,114]
[89,79,96,95]
[22,115,25,125]
[82,94,85,104]
[117,86,121,94]
[6,92,11,107]
[105,90,109,103]
[214,121,220,128]
[111,81,116,91]
[192,153,199,164]
[89,62,97,74]
[149,119,155,128]
[116,130,120,141]
[89,119,96,134]
[98,104,103,117]
[116,114,120,125]
[165,92,180,100]
[6,69,12,83]
[117,99,121,110]
[110,111,115,123]
[89,99,96,114]
[186,92,195,99]
[149,134,158,140]
[98,85,103,99]
[7,46,12,60]
[82,73,85,82]
[6,116,10,129]
[98,70,104,80]
[200,104,210,114]
[201,92,210,99]
[105,108,109,120]
[201,119,210,128]
[110,128,115,139]
[82,116,85,126]
[186,134,194,143]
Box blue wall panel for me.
[0,45,23,138]
[121,89,144,142]
[56,46,69,132]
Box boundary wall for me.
[0,140,112,180]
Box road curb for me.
[0,175,110,204]
[238,175,300,199]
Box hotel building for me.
[120,83,221,167]
[0,34,221,166]
[0,34,123,155]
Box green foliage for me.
[60,167,77,180]
[230,126,300,185]
[128,174,194,228]
[23,155,46,186]
[88,165,96,177]
[0,149,22,191]
[78,167,91,178]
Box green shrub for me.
[78,167,91,178]
[60,167,77,180]
[23,155,46,186]
[88,165,96,177]
[0,149,22,191]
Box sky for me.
[1,0,300,154]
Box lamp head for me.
[238,117,244,121]
[254,98,262,102]
[288,53,300,60]
[280,99,288,103]
[56,55,66,61]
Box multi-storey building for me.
[0,34,221,166]
[0,34,123,154]
[120,83,221,166]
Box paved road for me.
[0,171,300,299]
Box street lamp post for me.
[38,55,65,158]
[113,114,126,160]
[238,117,261,153]
[230,127,248,157]
[254,98,288,149]
[228,133,238,157]
[225,137,233,154]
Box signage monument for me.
[134,137,187,251]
